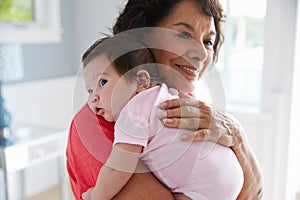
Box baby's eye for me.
[87,89,93,94]
[99,79,108,87]
[176,32,192,40]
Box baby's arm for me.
[82,143,143,200]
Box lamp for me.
[0,44,23,142]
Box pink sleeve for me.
[114,98,151,148]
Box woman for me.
[66,0,263,199]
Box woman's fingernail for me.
[158,111,167,119]
[158,102,167,109]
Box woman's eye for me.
[204,39,214,46]
[176,32,192,40]
[99,79,108,87]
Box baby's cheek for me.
[87,96,94,113]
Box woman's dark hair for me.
[82,35,162,84]
[113,0,225,62]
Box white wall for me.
[73,0,124,67]
[3,76,76,129]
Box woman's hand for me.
[158,98,240,147]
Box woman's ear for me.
[135,69,150,92]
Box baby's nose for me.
[92,94,100,102]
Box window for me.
[218,0,267,112]
[0,0,34,22]
[0,0,61,44]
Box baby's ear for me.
[135,70,150,92]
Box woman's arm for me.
[82,143,143,200]
[158,98,263,199]
[113,171,174,200]
[229,120,263,199]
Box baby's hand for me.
[82,188,93,200]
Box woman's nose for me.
[187,42,207,62]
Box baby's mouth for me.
[94,107,104,116]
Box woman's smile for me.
[174,63,201,79]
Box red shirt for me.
[66,103,115,199]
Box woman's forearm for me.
[113,172,174,200]
[231,124,263,199]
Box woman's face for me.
[147,0,216,93]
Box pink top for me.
[114,84,244,200]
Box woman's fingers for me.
[159,98,208,109]
[159,105,211,119]
[159,98,238,148]
[161,117,211,130]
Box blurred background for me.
[0,0,299,199]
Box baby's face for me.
[84,54,138,122]
[83,54,109,112]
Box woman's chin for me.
[172,80,197,94]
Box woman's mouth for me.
[175,64,200,74]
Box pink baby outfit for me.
[114,84,244,200]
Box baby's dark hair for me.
[82,35,163,84]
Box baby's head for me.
[82,35,162,121]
